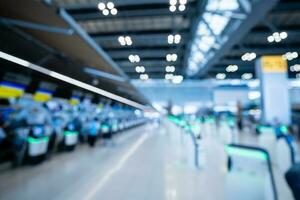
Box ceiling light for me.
[216,73,226,80]
[111,8,118,15]
[166,66,175,73]
[172,54,178,61]
[135,66,145,73]
[102,9,109,16]
[166,54,177,62]
[99,2,117,16]
[98,2,106,10]
[172,75,183,84]
[282,52,298,61]
[248,91,261,100]
[168,35,174,44]
[135,66,140,73]
[290,64,300,72]
[241,73,253,80]
[174,34,181,43]
[107,2,114,9]
[280,31,288,39]
[129,54,140,63]
[169,0,177,6]
[135,55,140,62]
[119,36,132,46]
[226,65,238,72]
[126,39,132,46]
[179,0,187,5]
[166,54,172,62]
[267,31,288,43]
[178,4,186,11]
[118,36,126,46]
[267,36,274,43]
[125,36,132,45]
[169,5,176,12]
[168,34,181,44]
[241,52,256,61]
[140,74,149,80]
[165,73,174,80]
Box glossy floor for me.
[0,121,295,200]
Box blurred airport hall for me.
[1,0,300,200]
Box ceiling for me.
[207,0,300,80]
[0,0,149,106]
[54,0,204,79]
[54,0,300,81]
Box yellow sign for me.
[261,56,287,73]
[0,86,24,98]
[33,90,53,102]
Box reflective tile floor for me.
[0,121,295,200]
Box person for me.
[87,118,99,147]
[236,101,243,132]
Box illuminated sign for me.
[261,56,287,73]
[34,89,53,102]
[0,81,25,98]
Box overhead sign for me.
[34,89,53,102]
[0,81,25,98]
[261,56,287,73]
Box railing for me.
[225,144,278,200]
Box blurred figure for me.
[87,118,100,147]
[236,101,243,132]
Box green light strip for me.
[280,126,288,134]
[101,125,110,130]
[64,131,79,136]
[258,126,274,132]
[225,146,268,161]
[27,136,49,144]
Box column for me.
[255,55,291,124]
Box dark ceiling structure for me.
[0,0,299,103]
[0,0,150,107]
[55,0,204,79]
[207,0,300,80]
[54,0,300,81]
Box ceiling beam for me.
[108,49,182,59]
[103,44,187,51]
[123,66,181,73]
[271,1,300,13]
[192,0,280,78]
[93,33,189,43]
[117,60,181,68]
[90,29,190,37]
[66,1,196,21]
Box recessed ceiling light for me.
[98,2,106,10]
[111,8,118,15]
[226,65,238,72]
[178,4,186,11]
[172,75,183,84]
[169,0,177,6]
[216,73,226,80]
[102,9,109,16]
[241,52,256,61]
[169,5,176,12]
[107,2,114,9]
[241,73,253,80]
[179,0,187,5]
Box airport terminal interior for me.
[1,0,300,200]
